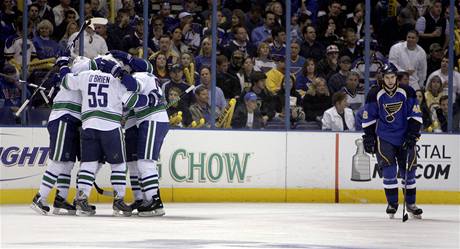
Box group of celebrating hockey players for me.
[28,49,424,220]
[31,50,168,217]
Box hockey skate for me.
[75,190,95,216]
[52,191,76,215]
[386,203,398,219]
[129,199,144,213]
[112,192,132,217]
[73,199,96,214]
[31,193,50,215]
[406,204,423,219]
[137,195,165,217]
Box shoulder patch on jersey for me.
[363,110,368,119]
[413,104,421,113]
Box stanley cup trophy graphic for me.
[351,138,371,181]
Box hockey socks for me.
[137,159,159,201]
[77,161,98,197]
[382,165,398,205]
[127,161,143,201]
[38,160,73,200]
[111,163,127,198]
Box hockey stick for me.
[93,182,114,197]
[402,164,409,222]
[165,85,195,109]
[15,19,91,117]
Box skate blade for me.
[76,210,95,216]
[388,214,395,219]
[30,203,48,216]
[52,208,76,216]
[138,209,165,217]
[409,213,422,219]
[113,210,132,217]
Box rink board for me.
[0,128,459,204]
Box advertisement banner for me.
[339,133,460,191]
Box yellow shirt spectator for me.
[265,68,284,94]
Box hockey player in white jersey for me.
[61,56,154,216]
[110,50,168,216]
[31,56,97,216]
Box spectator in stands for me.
[224,25,255,58]
[266,54,285,95]
[245,5,263,35]
[416,0,448,51]
[426,43,444,77]
[231,91,264,129]
[416,89,434,131]
[195,36,212,71]
[0,1,16,65]
[189,87,213,127]
[121,0,140,26]
[202,11,226,48]
[201,0,232,29]
[269,26,286,60]
[167,86,193,127]
[227,9,246,36]
[317,44,340,81]
[341,71,364,112]
[268,1,284,27]
[181,52,199,86]
[328,55,352,95]
[162,64,194,107]
[216,55,241,100]
[90,0,104,18]
[171,27,189,55]
[4,19,37,66]
[251,10,276,46]
[296,58,317,94]
[427,56,460,100]
[33,20,59,59]
[340,28,359,61]
[182,0,202,25]
[425,75,444,109]
[28,4,42,35]
[0,63,22,112]
[58,21,78,49]
[228,50,244,76]
[53,0,79,27]
[237,57,255,93]
[151,34,179,69]
[35,0,56,27]
[179,11,201,52]
[277,74,306,128]
[344,3,364,38]
[322,91,355,131]
[149,16,164,51]
[300,25,325,62]
[54,9,77,41]
[152,53,170,86]
[319,17,340,46]
[159,2,177,31]
[253,42,276,73]
[303,77,331,122]
[316,0,345,38]
[106,8,133,51]
[122,18,151,57]
[84,1,94,19]
[352,39,386,91]
[379,7,415,55]
[289,40,306,80]
[431,95,449,132]
[69,18,108,59]
[197,66,227,111]
[388,30,427,90]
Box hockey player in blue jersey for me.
[362,63,424,219]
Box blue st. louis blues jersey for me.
[362,85,423,146]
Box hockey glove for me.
[402,133,419,150]
[362,134,377,154]
[58,48,71,57]
[96,58,123,78]
[147,90,162,107]
[109,50,132,65]
[55,56,71,68]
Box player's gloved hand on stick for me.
[402,133,418,150]
[109,50,132,64]
[55,56,71,68]
[147,90,162,107]
[362,134,376,154]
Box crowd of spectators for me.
[1,0,459,132]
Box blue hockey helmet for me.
[379,63,398,76]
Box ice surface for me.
[1,203,459,249]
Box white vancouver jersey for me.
[62,70,138,131]
[132,72,169,125]
[48,58,96,122]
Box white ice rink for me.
[1,203,459,249]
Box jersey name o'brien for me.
[89,75,111,84]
